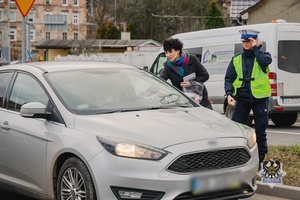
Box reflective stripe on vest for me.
[232,54,271,98]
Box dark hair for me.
[163,38,183,54]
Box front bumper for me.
[88,137,259,199]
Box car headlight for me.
[97,136,168,160]
[243,126,256,149]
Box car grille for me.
[167,148,251,173]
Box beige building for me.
[240,0,300,25]
[0,0,96,64]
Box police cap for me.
[239,29,260,42]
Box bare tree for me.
[87,0,115,26]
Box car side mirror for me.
[20,102,51,119]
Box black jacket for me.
[160,54,212,109]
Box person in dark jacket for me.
[224,30,272,167]
[159,38,212,109]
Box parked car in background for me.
[0,61,258,200]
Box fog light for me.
[111,186,165,199]
[119,190,142,199]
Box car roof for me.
[1,61,136,73]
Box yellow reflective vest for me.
[232,54,271,98]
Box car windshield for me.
[45,68,195,114]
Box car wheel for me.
[225,106,253,126]
[57,157,96,200]
[271,112,298,126]
[225,105,235,119]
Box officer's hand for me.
[249,37,258,47]
[227,95,236,107]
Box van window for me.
[278,41,300,73]
[186,47,203,61]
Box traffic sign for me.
[15,0,35,17]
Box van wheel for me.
[225,106,253,126]
[271,112,298,126]
[56,157,97,200]
[225,105,235,119]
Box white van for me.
[149,21,300,126]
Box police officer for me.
[224,30,272,167]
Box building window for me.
[72,14,78,24]
[0,48,2,59]
[45,0,51,4]
[61,13,69,24]
[46,32,50,39]
[9,11,16,22]
[30,30,35,41]
[74,0,78,6]
[63,32,67,40]
[74,32,78,40]
[45,11,52,16]
[9,29,16,41]
[63,0,68,6]
[10,0,15,3]
[0,31,2,44]
[28,12,34,22]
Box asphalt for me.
[257,181,300,200]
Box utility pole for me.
[21,17,26,63]
[7,2,11,63]
[15,0,35,63]
[114,0,117,25]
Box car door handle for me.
[0,121,10,130]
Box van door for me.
[269,25,300,126]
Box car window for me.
[278,40,300,73]
[46,68,194,115]
[0,72,13,107]
[7,73,49,112]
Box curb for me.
[257,181,300,200]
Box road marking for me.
[268,130,300,135]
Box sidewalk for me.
[257,181,300,200]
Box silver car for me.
[0,61,258,200]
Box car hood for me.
[74,107,247,149]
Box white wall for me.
[55,51,158,68]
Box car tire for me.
[271,112,298,127]
[57,157,96,200]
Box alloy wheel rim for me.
[60,167,86,200]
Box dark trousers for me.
[232,98,269,163]
[200,86,213,110]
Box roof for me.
[5,61,136,73]
[240,0,267,15]
[230,0,260,19]
[34,39,161,49]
